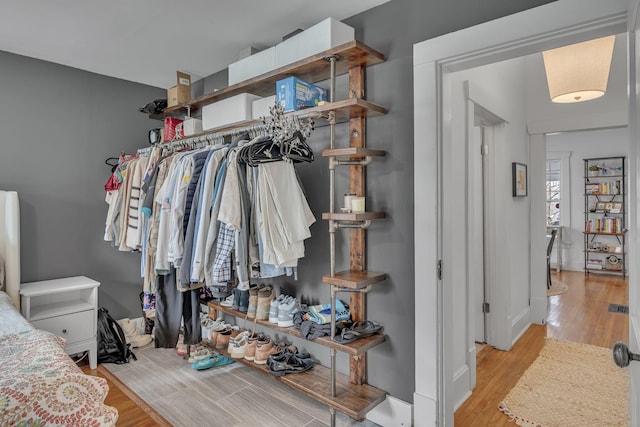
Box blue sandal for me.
[191,353,235,370]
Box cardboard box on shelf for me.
[202,93,261,131]
[275,17,354,68]
[276,77,327,112]
[167,71,191,107]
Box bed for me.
[0,191,118,426]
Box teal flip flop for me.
[191,353,235,370]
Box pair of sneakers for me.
[268,294,298,328]
[247,284,274,320]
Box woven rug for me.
[547,280,569,297]
[499,338,629,426]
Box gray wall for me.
[0,0,555,406]
[0,50,164,320]
[200,0,554,403]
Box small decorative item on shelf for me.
[606,255,622,270]
[588,164,601,176]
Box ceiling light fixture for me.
[542,35,615,103]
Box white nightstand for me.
[20,276,100,369]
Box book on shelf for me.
[585,217,622,233]
[587,259,603,269]
[585,181,622,195]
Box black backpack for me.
[97,307,136,364]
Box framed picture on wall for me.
[512,162,527,197]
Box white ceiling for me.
[0,0,389,89]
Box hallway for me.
[454,270,629,425]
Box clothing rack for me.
[136,110,323,157]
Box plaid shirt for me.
[212,222,234,282]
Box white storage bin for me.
[228,47,276,86]
[182,118,203,136]
[252,95,277,119]
[275,17,354,68]
[202,93,261,131]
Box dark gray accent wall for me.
[0,0,556,407]
[0,50,164,320]
[337,0,554,401]
[200,0,554,403]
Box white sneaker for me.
[277,297,297,327]
[269,295,285,324]
[220,294,234,307]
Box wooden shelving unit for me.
[201,340,386,421]
[208,302,386,356]
[322,270,387,290]
[164,41,385,115]
[176,40,390,425]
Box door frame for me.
[413,1,629,425]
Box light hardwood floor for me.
[86,270,627,426]
[454,270,629,426]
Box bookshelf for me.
[583,156,626,276]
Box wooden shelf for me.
[201,341,386,421]
[164,40,385,114]
[585,268,626,275]
[322,270,386,290]
[586,250,626,255]
[585,174,624,179]
[162,98,386,140]
[322,212,386,221]
[207,302,386,357]
[322,147,386,158]
[583,231,626,236]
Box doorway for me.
[412,1,630,426]
[469,100,507,347]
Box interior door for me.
[473,125,486,343]
[626,1,640,424]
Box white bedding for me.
[0,290,32,336]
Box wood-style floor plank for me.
[455,270,628,426]
[81,364,172,426]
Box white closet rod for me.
[136,111,323,156]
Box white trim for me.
[527,110,627,134]
[546,150,572,233]
[365,396,413,427]
[413,392,437,427]
[529,133,547,325]
[414,1,629,425]
[511,307,531,347]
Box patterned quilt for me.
[0,329,118,426]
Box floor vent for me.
[608,304,629,314]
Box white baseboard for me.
[530,295,547,325]
[412,392,436,427]
[366,395,413,426]
[452,364,471,411]
[511,307,531,347]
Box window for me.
[546,159,561,226]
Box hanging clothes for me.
[103,128,316,342]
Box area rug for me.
[547,280,569,297]
[498,338,628,427]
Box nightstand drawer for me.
[32,310,94,343]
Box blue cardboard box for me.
[276,76,328,111]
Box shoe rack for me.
[196,41,388,423]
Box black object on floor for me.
[608,304,629,314]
